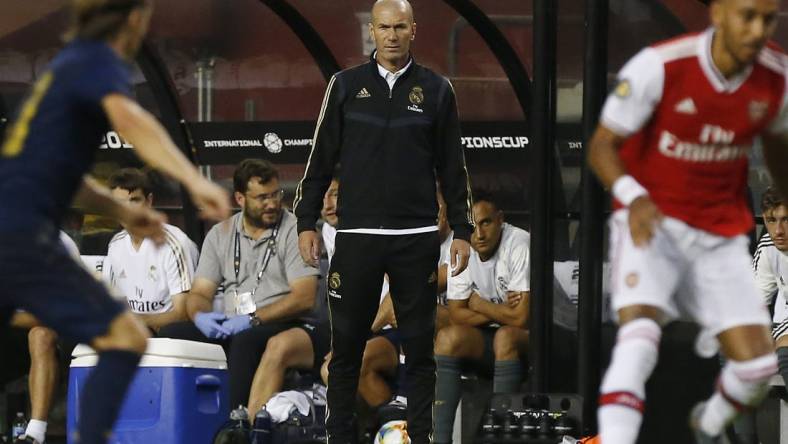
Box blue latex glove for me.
[222,314,253,335]
[195,312,230,339]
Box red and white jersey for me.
[602,28,788,236]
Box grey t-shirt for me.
[196,210,319,316]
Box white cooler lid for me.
[71,338,227,369]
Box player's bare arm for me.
[135,292,189,332]
[102,93,230,222]
[467,291,529,328]
[447,297,492,327]
[184,277,219,320]
[588,125,663,246]
[437,263,449,294]
[506,291,524,307]
[9,312,41,329]
[761,132,788,199]
[74,176,167,244]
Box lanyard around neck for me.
[233,212,282,297]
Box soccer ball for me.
[373,420,410,444]
[263,132,283,153]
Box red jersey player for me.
[588,0,788,443]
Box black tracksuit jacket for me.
[294,55,474,241]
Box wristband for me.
[612,175,648,206]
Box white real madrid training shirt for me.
[447,223,531,304]
[102,224,199,314]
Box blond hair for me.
[65,0,148,42]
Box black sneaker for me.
[377,397,407,424]
[14,436,41,444]
[689,403,722,444]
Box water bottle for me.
[250,408,272,444]
[501,410,519,439]
[479,409,499,439]
[518,409,538,436]
[229,405,251,434]
[10,412,26,440]
[553,411,577,437]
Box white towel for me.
[304,384,327,407]
[264,390,311,423]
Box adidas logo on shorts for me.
[356,88,371,99]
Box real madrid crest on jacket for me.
[294,52,473,241]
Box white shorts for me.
[609,210,770,336]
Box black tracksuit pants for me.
[326,231,440,444]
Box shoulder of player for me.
[754,234,777,266]
[502,223,531,246]
[56,41,124,78]
[757,232,774,247]
[755,42,788,76]
[162,224,193,244]
[108,230,129,248]
[646,31,703,65]
[162,224,197,253]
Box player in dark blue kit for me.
[0,1,230,443]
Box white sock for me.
[25,419,47,443]
[700,354,777,436]
[598,405,643,444]
[598,318,661,444]
[700,392,736,437]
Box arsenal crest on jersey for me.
[748,100,769,123]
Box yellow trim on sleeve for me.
[2,72,54,158]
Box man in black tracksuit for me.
[294,1,473,442]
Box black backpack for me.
[212,418,251,444]
[271,390,327,444]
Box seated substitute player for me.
[587,1,788,442]
[319,179,454,411]
[10,232,80,444]
[433,189,530,444]
[159,159,322,410]
[20,169,200,444]
[753,186,788,386]
[103,168,200,333]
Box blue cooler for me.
[67,338,229,444]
